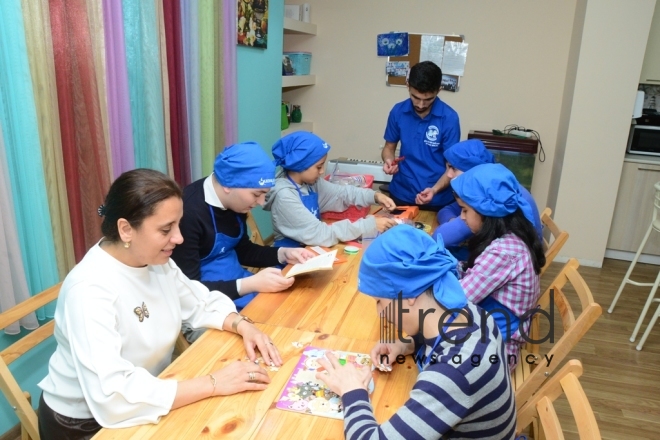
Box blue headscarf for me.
[214,142,276,188]
[450,163,535,225]
[272,132,331,172]
[443,139,495,172]
[358,227,467,310]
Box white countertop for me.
[625,153,660,165]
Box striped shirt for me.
[458,233,540,366]
[342,303,516,440]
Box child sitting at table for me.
[451,163,545,369]
[433,139,542,261]
[316,226,516,439]
[263,132,398,247]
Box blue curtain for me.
[122,0,167,172]
[0,0,58,318]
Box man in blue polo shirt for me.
[381,61,460,211]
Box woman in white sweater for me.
[37,169,280,439]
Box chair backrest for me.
[515,259,602,410]
[540,207,569,276]
[517,359,601,440]
[245,211,265,246]
[0,282,61,440]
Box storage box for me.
[284,4,301,20]
[321,174,374,222]
[283,52,312,75]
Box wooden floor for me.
[541,258,660,440]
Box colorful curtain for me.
[0,1,60,320]
[0,0,238,316]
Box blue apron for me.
[273,176,321,248]
[478,296,520,342]
[200,206,256,310]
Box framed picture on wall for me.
[237,0,269,48]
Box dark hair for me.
[100,169,182,242]
[463,209,546,274]
[408,61,442,93]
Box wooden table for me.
[242,210,438,341]
[93,324,418,439]
[94,209,436,439]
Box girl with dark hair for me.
[451,163,546,370]
[37,169,282,440]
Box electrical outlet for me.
[509,129,532,138]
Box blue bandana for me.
[358,226,467,310]
[450,163,535,225]
[272,132,331,172]
[443,139,495,172]
[214,142,276,188]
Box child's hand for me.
[374,193,396,210]
[242,268,294,293]
[374,216,398,232]
[315,352,373,396]
[278,247,315,264]
[370,341,410,372]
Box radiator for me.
[326,158,392,184]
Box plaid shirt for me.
[458,233,540,366]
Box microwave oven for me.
[627,114,660,156]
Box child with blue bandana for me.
[433,139,542,261]
[316,227,515,440]
[172,142,314,342]
[451,163,546,369]
[264,132,398,247]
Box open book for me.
[284,249,338,278]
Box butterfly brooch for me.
[134,302,149,322]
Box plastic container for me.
[284,52,312,75]
[361,232,379,251]
[321,173,374,222]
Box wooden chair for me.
[512,259,602,411]
[0,282,61,440]
[246,211,266,246]
[516,359,601,440]
[540,207,569,277]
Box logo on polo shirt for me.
[424,125,440,148]
[322,142,329,149]
[258,178,275,186]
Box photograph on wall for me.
[377,32,409,57]
[441,74,459,92]
[386,61,409,77]
[237,0,268,48]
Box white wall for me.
[550,0,655,266]
[285,0,656,266]
[283,0,577,212]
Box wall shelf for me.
[282,75,316,88]
[283,18,317,35]
[282,122,314,137]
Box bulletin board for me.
[386,33,464,88]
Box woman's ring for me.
[248,371,256,382]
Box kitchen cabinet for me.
[607,158,660,255]
[282,17,316,136]
[640,3,660,84]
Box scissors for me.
[392,156,406,165]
